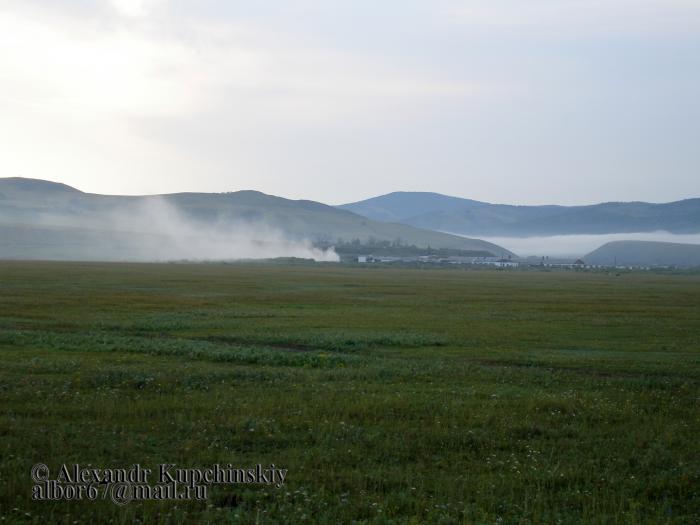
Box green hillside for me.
[0,178,510,260]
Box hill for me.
[339,192,700,236]
[584,240,700,267]
[0,178,510,261]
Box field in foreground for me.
[1,262,699,524]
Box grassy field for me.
[1,261,699,524]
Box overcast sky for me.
[1,0,698,205]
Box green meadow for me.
[1,261,699,524]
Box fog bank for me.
[477,232,700,258]
[25,197,339,262]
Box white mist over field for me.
[478,233,700,258]
[30,197,339,262]
[108,198,339,262]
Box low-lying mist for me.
[29,197,339,262]
[478,232,700,258]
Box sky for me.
[1,0,699,205]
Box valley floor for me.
[1,262,699,523]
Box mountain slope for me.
[339,192,700,236]
[0,178,511,260]
[585,241,700,267]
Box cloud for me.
[446,0,700,38]
[0,0,698,204]
[0,10,197,117]
[111,0,164,18]
[0,1,496,122]
[0,0,510,198]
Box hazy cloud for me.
[480,233,700,259]
[447,0,700,37]
[1,1,698,204]
[28,197,339,262]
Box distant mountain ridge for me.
[0,178,510,260]
[339,192,700,237]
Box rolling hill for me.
[0,178,510,261]
[339,192,700,237]
[584,241,700,267]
